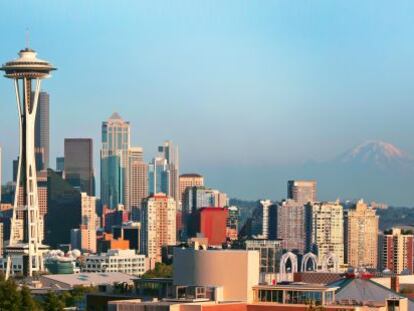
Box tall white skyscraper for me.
[100,113,130,209]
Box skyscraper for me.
[148,157,170,195]
[306,201,344,266]
[64,138,95,195]
[128,147,148,218]
[1,47,56,278]
[101,113,130,209]
[287,180,317,205]
[141,194,176,267]
[344,200,378,269]
[277,199,306,252]
[34,91,49,171]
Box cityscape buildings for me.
[1,46,56,278]
[64,138,95,195]
[183,186,228,214]
[101,113,130,209]
[179,173,204,205]
[344,200,379,269]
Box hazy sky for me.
[1,1,414,202]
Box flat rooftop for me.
[41,272,138,287]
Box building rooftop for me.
[180,173,203,178]
[41,272,138,287]
[254,282,338,292]
[330,277,414,308]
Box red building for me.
[196,207,228,246]
[381,228,414,274]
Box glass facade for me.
[100,113,130,208]
[254,287,335,306]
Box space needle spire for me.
[1,47,56,279]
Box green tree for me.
[20,286,40,311]
[42,291,65,311]
[142,262,173,278]
[0,277,22,311]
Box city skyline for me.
[1,1,414,204]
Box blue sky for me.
[1,1,414,202]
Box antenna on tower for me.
[25,28,30,48]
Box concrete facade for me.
[173,248,259,302]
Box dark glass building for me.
[45,169,82,248]
[64,138,95,196]
[34,91,50,171]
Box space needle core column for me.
[1,47,56,279]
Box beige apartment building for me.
[308,201,344,267]
[128,147,148,213]
[80,192,97,253]
[344,200,378,269]
[141,194,176,266]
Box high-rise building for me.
[277,199,306,252]
[128,147,148,217]
[158,141,179,206]
[1,47,56,278]
[148,157,170,195]
[141,194,176,266]
[258,200,272,240]
[64,138,95,196]
[306,201,344,266]
[287,180,317,204]
[101,113,130,209]
[80,192,97,253]
[56,157,64,172]
[45,170,81,248]
[34,91,49,171]
[179,173,204,205]
[380,228,413,274]
[344,200,378,269]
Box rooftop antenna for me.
[25,28,30,48]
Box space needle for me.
[1,46,56,279]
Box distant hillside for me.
[377,207,414,231]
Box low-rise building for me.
[82,249,148,276]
